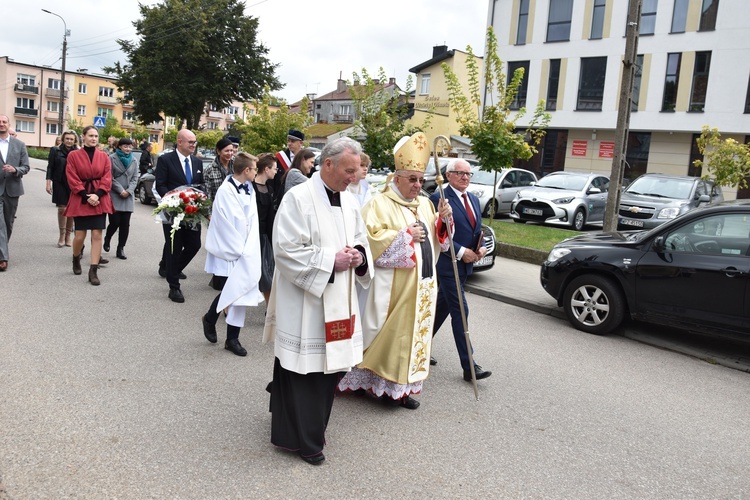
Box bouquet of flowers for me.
[153,186,212,249]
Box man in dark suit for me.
[155,129,204,302]
[0,114,30,272]
[272,129,304,204]
[429,159,492,382]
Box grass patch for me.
[484,218,582,253]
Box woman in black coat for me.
[45,130,79,247]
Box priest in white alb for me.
[338,132,453,410]
[263,137,373,466]
[201,152,264,357]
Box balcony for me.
[207,110,223,119]
[45,88,67,99]
[97,95,117,105]
[14,83,38,95]
[121,119,135,128]
[147,122,163,131]
[332,114,353,123]
[14,107,38,117]
[44,110,62,120]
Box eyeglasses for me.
[398,175,425,184]
[451,171,473,178]
[184,140,197,145]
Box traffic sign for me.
[93,116,106,128]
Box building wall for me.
[489,0,749,199]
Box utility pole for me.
[42,9,69,136]
[603,0,642,231]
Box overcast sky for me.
[4,0,489,103]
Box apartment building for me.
[487,0,749,198]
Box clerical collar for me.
[323,185,341,207]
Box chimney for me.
[337,79,347,93]
[389,77,396,85]
[432,45,448,58]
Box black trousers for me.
[433,269,474,370]
[161,224,201,289]
[104,211,132,248]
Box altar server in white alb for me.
[263,137,373,466]
[201,152,263,357]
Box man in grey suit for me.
[0,115,30,271]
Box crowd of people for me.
[1,119,493,466]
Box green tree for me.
[694,125,750,189]
[443,27,551,217]
[232,87,311,154]
[66,117,84,136]
[105,0,280,130]
[196,129,226,150]
[99,116,127,143]
[349,67,415,169]
[130,123,150,143]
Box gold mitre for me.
[393,132,430,173]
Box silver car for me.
[468,167,538,217]
[510,171,610,231]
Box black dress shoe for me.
[225,339,247,356]
[299,452,325,465]
[430,356,437,366]
[158,266,167,278]
[463,365,492,382]
[168,288,185,303]
[103,240,110,252]
[116,247,127,260]
[201,314,217,343]
[180,272,187,279]
[99,257,109,265]
[399,395,420,410]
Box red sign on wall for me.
[571,140,588,157]
[598,141,615,159]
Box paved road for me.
[2,160,750,498]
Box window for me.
[97,107,112,117]
[123,111,136,121]
[662,53,681,111]
[98,86,114,97]
[547,0,573,42]
[640,0,658,35]
[420,73,431,94]
[507,61,530,110]
[577,57,607,110]
[77,105,86,116]
[547,59,561,111]
[517,0,530,44]
[339,104,352,115]
[206,121,218,130]
[15,120,34,133]
[699,0,719,31]
[689,51,711,112]
[46,123,60,135]
[745,74,750,113]
[47,101,60,112]
[226,106,239,115]
[16,97,35,109]
[671,0,689,32]
[48,78,61,90]
[149,134,159,144]
[17,74,35,86]
[209,103,219,111]
[631,55,644,112]
[625,132,651,180]
[590,0,606,39]
[78,83,87,94]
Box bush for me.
[27,148,50,161]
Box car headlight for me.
[546,247,571,263]
[471,189,485,198]
[657,207,681,219]
[552,197,574,204]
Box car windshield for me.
[470,168,498,186]
[625,176,694,199]
[537,174,588,191]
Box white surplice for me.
[204,179,263,325]
[263,173,373,375]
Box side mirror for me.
[697,194,710,203]
[653,235,665,252]
[588,187,602,194]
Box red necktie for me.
[462,193,476,229]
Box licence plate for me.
[523,208,543,216]
[619,218,644,227]
[476,255,494,266]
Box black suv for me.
[541,201,750,337]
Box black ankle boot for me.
[116,247,127,260]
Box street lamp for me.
[42,9,69,137]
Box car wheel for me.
[563,275,625,335]
[572,208,586,231]
[483,200,498,219]
[138,185,151,205]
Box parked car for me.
[510,171,610,231]
[540,200,750,337]
[468,167,537,217]
[618,173,724,230]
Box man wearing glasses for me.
[338,132,452,410]
[155,128,205,302]
[429,159,492,382]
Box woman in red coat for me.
[63,126,114,285]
